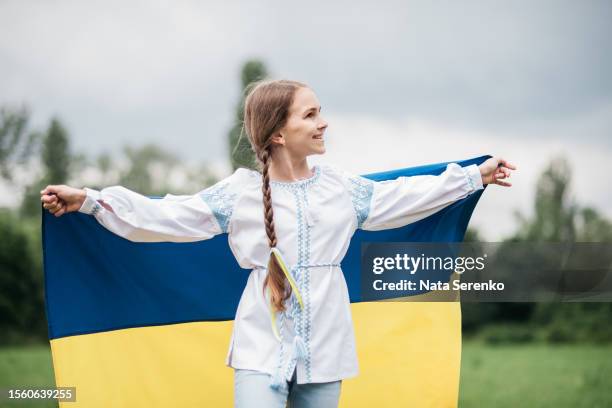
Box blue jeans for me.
[234,368,342,408]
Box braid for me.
[242,79,309,313]
[261,149,277,248]
[260,147,291,312]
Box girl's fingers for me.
[495,164,513,178]
[495,179,512,187]
[490,158,515,186]
[498,158,517,170]
[41,195,58,204]
[40,185,60,195]
[43,200,60,209]
[45,200,64,213]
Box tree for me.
[511,155,612,243]
[117,143,180,196]
[467,155,612,343]
[0,106,41,183]
[512,156,578,242]
[228,60,268,171]
[96,151,114,187]
[575,207,612,242]
[20,118,73,217]
[0,209,47,344]
[41,119,71,183]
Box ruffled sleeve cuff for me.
[78,188,103,215]
[462,164,484,192]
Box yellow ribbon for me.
[271,247,304,309]
[267,247,304,341]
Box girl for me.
[40,79,515,408]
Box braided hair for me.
[242,79,308,312]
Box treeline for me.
[461,157,612,344]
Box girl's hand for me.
[478,157,517,186]
[40,185,87,217]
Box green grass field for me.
[0,346,55,408]
[0,343,610,407]
[460,342,612,408]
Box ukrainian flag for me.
[43,155,489,407]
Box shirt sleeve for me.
[341,163,484,231]
[77,170,245,242]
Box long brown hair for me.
[242,79,308,312]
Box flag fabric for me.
[43,155,490,407]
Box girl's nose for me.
[319,118,328,130]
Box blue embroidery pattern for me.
[347,175,374,228]
[198,182,238,233]
[282,185,309,382]
[275,307,286,383]
[270,165,321,189]
[90,202,102,216]
[301,188,313,381]
[459,165,476,191]
[268,171,320,384]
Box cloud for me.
[310,112,612,241]
[1,0,611,235]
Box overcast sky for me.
[1,0,611,240]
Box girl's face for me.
[276,87,328,158]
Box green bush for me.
[479,324,536,345]
[0,209,47,345]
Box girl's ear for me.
[271,131,285,146]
